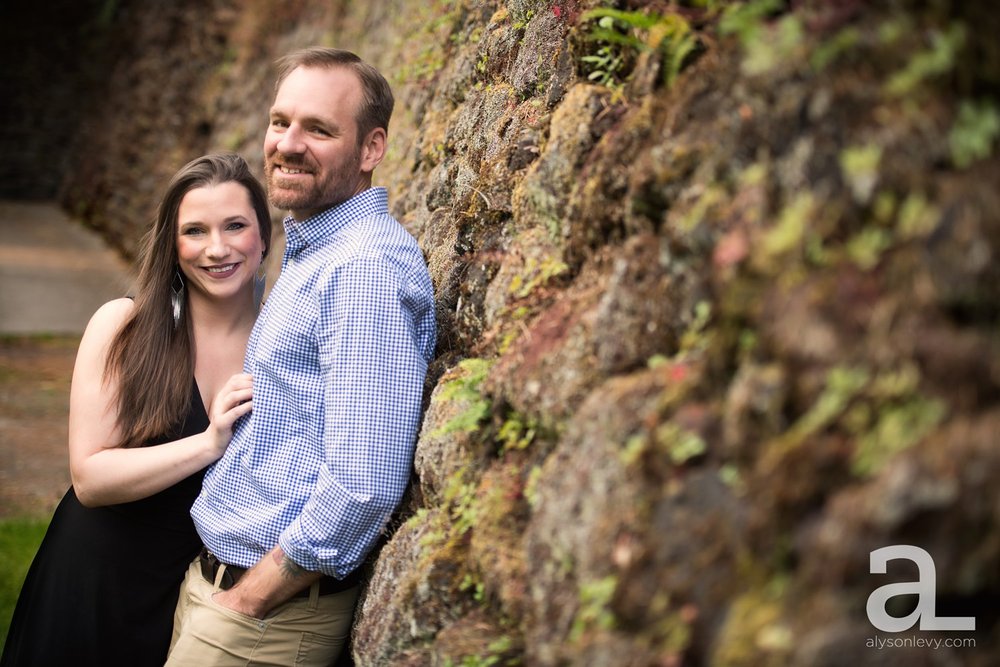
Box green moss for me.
[431,358,494,437]
[868,362,921,400]
[737,329,759,357]
[718,463,744,491]
[851,395,947,476]
[679,300,713,354]
[718,0,781,39]
[392,0,466,86]
[646,353,669,369]
[620,402,708,472]
[804,232,832,268]
[569,575,618,641]
[760,359,948,478]
[655,423,707,465]
[757,193,815,269]
[444,476,481,538]
[742,14,804,76]
[459,572,486,603]
[720,1,803,76]
[497,329,520,356]
[443,635,520,667]
[399,42,449,85]
[713,577,792,667]
[871,191,897,225]
[523,465,544,509]
[620,434,647,467]
[673,182,724,234]
[878,15,911,45]
[810,25,861,71]
[949,99,1000,168]
[781,366,870,450]
[895,192,938,240]
[839,145,882,204]
[644,602,694,657]
[497,411,538,453]
[884,22,966,97]
[405,505,476,619]
[511,8,535,31]
[507,257,568,299]
[845,226,893,271]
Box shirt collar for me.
[282,187,389,256]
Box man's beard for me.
[266,150,362,215]
[266,171,316,212]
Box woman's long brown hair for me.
[104,153,272,447]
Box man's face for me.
[263,66,367,221]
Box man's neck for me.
[289,182,374,223]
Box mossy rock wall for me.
[56,0,1000,664]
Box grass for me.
[0,517,49,653]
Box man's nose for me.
[276,124,305,155]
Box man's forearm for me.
[212,545,322,619]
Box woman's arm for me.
[68,298,252,507]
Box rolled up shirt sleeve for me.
[278,254,431,577]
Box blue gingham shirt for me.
[191,187,436,578]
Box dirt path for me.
[0,201,130,518]
[0,336,79,518]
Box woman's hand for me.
[206,373,253,458]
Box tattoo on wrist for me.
[273,550,307,580]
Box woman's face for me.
[175,181,264,304]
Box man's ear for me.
[360,127,387,173]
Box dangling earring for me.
[253,253,267,309]
[171,269,185,329]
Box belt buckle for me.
[200,549,237,590]
[199,550,215,584]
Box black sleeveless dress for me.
[1,380,209,667]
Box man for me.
[166,48,436,666]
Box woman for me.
[1,153,272,666]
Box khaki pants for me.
[165,558,359,667]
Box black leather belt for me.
[198,548,359,597]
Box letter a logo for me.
[867,545,975,632]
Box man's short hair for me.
[274,47,395,145]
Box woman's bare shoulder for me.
[82,297,136,343]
